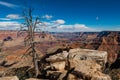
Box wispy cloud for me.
[0,1,18,8]
[42,14,53,20]
[53,19,65,25]
[0,21,21,30]
[37,19,96,32]
[0,14,22,21]
[0,18,11,20]
[56,24,95,32]
[6,14,22,19]
[0,17,96,32]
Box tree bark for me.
[23,8,40,77]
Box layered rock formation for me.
[45,48,111,80]
[86,31,120,64]
[0,47,111,80]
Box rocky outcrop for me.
[0,43,111,80]
[46,51,68,62]
[69,48,107,66]
[86,31,120,64]
[1,30,117,79]
[69,59,111,80]
[98,36,119,64]
[45,48,111,80]
[46,48,107,67]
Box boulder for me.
[45,61,66,71]
[50,61,66,71]
[46,51,68,62]
[69,59,111,80]
[44,48,110,80]
[69,48,107,66]
[46,48,107,67]
[0,76,19,80]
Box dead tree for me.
[22,8,40,77]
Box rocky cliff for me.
[0,48,111,80]
[86,31,120,64]
[45,48,111,80]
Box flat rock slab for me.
[46,48,107,66]
[0,76,19,80]
[69,48,108,66]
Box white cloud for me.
[37,19,66,29]
[53,19,65,25]
[0,18,11,20]
[6,14,22,19]
[0,14,22,21]
[0,1,18,8]
[0,18,96,32]
[43,22,51,25]
[34,18,95,32]
[36,20,96,32]
[42,14,53,20]
[0,21,21,30]
[56,24,95,32]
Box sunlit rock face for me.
[85,31,120,64]
[69,59,111,80]
[45,48,110,80]
[0,47,109,80]
[46,50,69,62]
[69,48,107,66]
[46,48,108,67]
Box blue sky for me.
[0,0,120,32]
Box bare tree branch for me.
[21,8,41,77]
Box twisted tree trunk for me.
[22,8,40,77]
